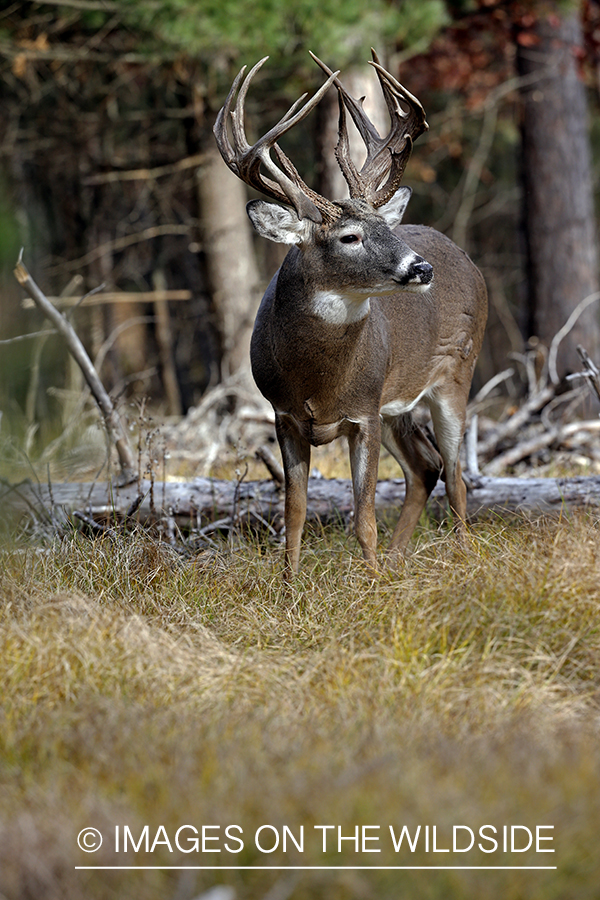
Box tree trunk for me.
[197,144,262,379]
[517,9,600,375]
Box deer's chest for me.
[251,298,389,442]
[264,346,383,443]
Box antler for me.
[310,49,429,208]
[214,52,428,221]
[214,57,342,224]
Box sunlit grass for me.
[1,511,599,899]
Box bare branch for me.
[574,345,600,406]
[22,289,192,309]
[13,254,137,484]
[548,292,600,385]
[477,383,556,459]
[484,419,600,476]
[0,329,56,345]
[470,367,515,406]
[484,428,559,476]
[23,0,119,9]
[255,445,284,486]
[45,225,193,274]
[83,153,207,186]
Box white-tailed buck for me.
[214,51,488,574]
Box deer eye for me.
[340,233,361,244]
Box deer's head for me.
[214,51,434,295]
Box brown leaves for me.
[12,33,50,79]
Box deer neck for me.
[275,248,371,326]
[310,289,370,325]
[259,253,386,426]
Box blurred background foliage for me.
[117,0,448,63]
[1,0,599,472]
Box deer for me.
[214,51,488,576]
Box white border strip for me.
[75,865,558,870]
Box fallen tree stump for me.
[3,474,600,533]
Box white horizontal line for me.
[75,866,558,871]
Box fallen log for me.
[3,474,600,533]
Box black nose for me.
[411,260,434,284]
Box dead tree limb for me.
[13,253,137,484]
[4,475,600,534]
[575,345,600,406]
[255,445,285,485]
[477,383,556,459]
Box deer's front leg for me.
[276,414,311,577]
[348,419,382,571]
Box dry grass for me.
[1,510,600,900]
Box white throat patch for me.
[311,290,370,325]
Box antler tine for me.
[214,58,290,205]
[310,51,374,200]
[310,49,429,208]
[310,51,381,146]
[214,58,342,224]
[229,57,269,159]
[369,64,427,131]
[365,55,428,207]
[213,62,254,168]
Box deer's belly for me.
[277,411,362,447]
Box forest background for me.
[2,0,600,480]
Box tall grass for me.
[1,512,599,899]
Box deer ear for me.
[246,200,313,245]
[377,187,412,229]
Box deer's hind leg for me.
[347,417,382,572]
[427,391,468,541]
[381,413,443,562]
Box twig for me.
[477,383,556,459]
[65,281,107,317]
[83,153,207,185]
[124,493,146,521]
[540,388,585,431]
[196,517,235,539]
[0,329,56,345]
[575,345,600,406]
[0,38,174,65]
[13,252,137,484]
[448,70,545,245]
[46,224,193,274]
[484,427,559,476]
[73,509,119,538]
[548,292,600,385]
[470,367,515,406]
[21,290,192,309]
[230,462,249,546]
[22,0,119,9]
[255,445,285,486]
